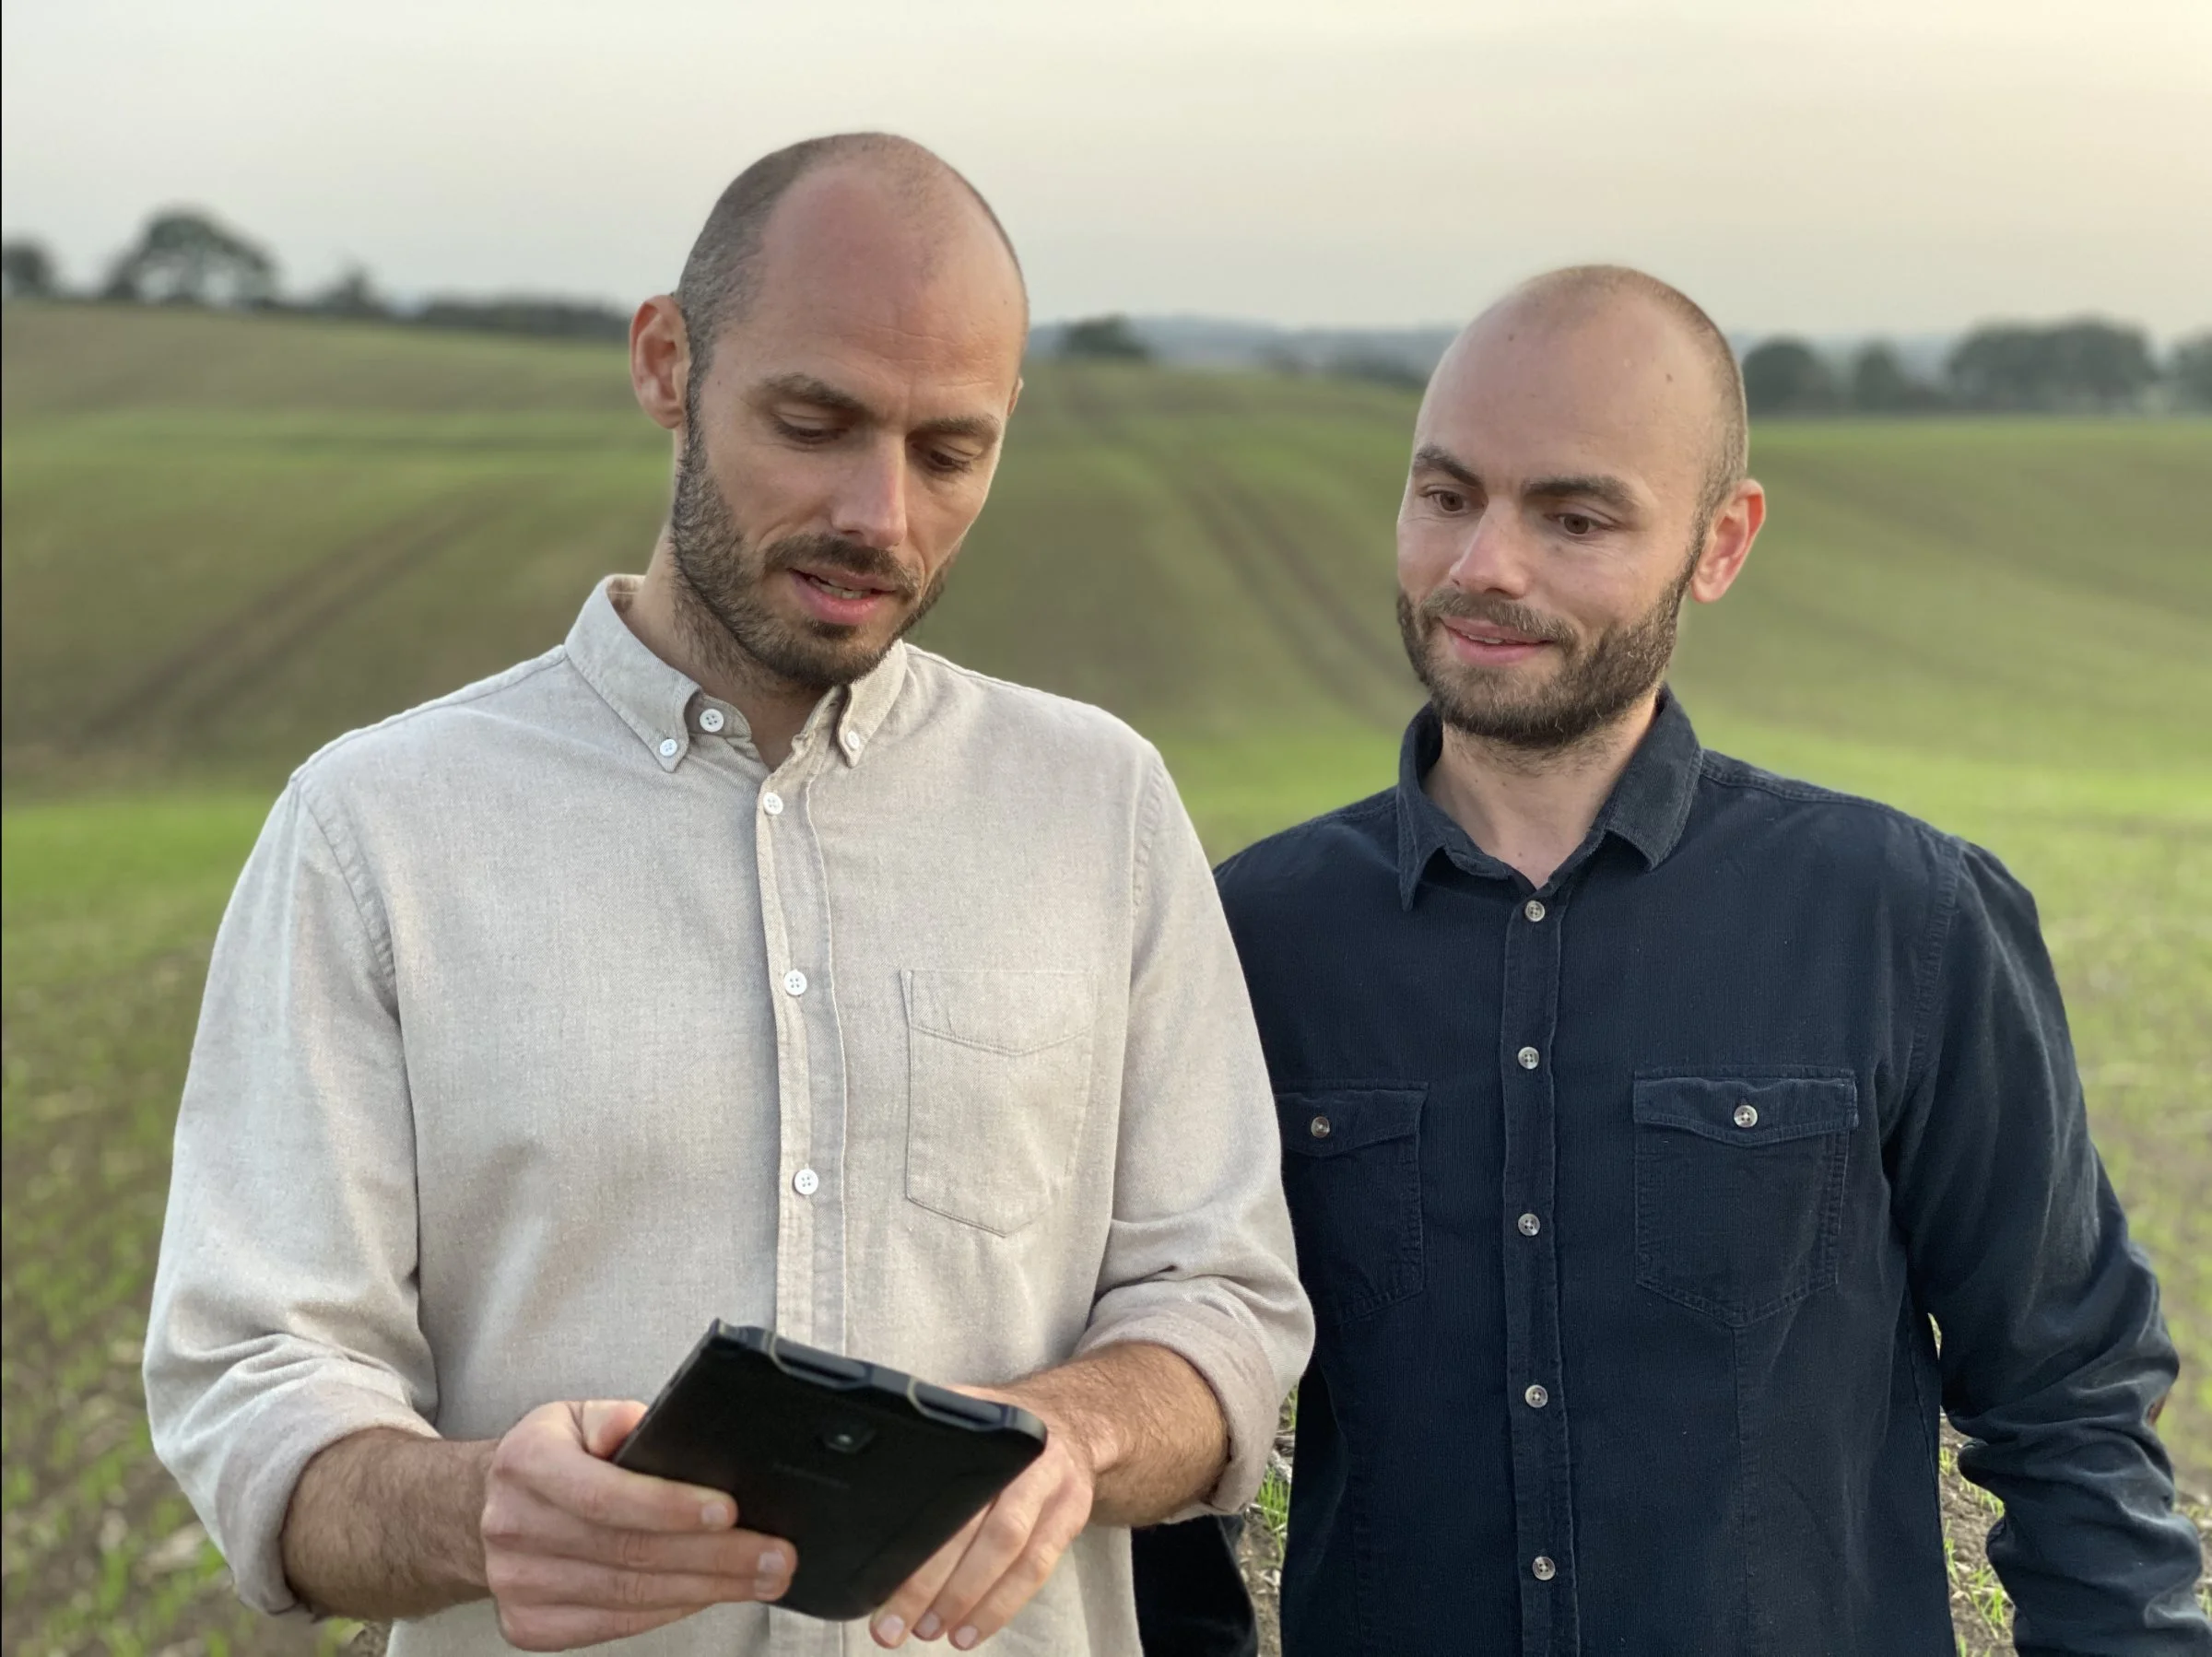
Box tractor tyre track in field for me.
[78,491,509,748]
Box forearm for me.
[1004,1342,1227,1527]
[281,1428,496,1618]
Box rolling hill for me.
[7,301,2208,790]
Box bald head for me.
[677,133,1027,371]
[1464,265,1747,530]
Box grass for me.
[3,302,2207,1651]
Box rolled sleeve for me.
[1077,753,1313,1514]
[145,779,440,1614]
[1889,842,2207,1649]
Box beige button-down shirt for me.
[147,578,1312,1657]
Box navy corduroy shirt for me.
[1214,693,2208,1657]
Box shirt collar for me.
[564,575,909,773]
[1394,688,1704,910]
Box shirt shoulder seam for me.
[296,650,571,774]
[289,775,398,992]
[1900,833,1969,1109]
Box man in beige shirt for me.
[145,133,1311,1657]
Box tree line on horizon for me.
[6,208,2208,414]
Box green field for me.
[5,302,2208,1653]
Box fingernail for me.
[952,1629,978,1651]
[758,1547,789,1577]
[873,1614,905,1644]
[700,1500,733,1528]
[914,1612,941,1639]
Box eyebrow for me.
[1525,474,1641,516]
[758,371,1002,446]
[1411,445,1640,517]
[1410,443,1482,489]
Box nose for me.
[1446,503,1534,599]
[826,439,909,552]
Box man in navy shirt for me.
[1139,265,2207,1654]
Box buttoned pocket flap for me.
[1278,1086,1426,1159]
[1632,1073,1859,1147]
[902,968,1095,1057]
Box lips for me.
[1442,619,1547,648]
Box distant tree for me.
[2170,332,2212,411]
[1847,341,1942,413]
[1946,319,2156,411]
[3,238,59,300]
[1060,314,1151,361]
[412,295,629,341]
[311,264,388,319]
[1741,338,1838,416]
[102,209,277,308]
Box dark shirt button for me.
[1733,1101,1759,1128]
[1309,1114,1332,1139]
[1517,1212,1542,1237]
[1532,1556,1557,1581]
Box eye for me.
[920,447,978,477]
[1557,512,1599,537]
[1426,488,1469,513]
[774,418,837,445]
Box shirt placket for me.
[1499,879,1578,1656]
[753,730,853,1657]
[752,730,851,1354]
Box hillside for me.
[8,302,2209,789]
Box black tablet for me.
[613,1322,1048,1621]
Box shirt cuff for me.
[1074,1308,1285,1517]
[209,1384,441,1615]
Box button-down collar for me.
[562,575,909,774]
[1394,689,1704,910]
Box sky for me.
[4,0,2208,338]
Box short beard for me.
[1397,558,1695,753]
[665,412,949,694]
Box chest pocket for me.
[902,968,1097,1237]
[1277,1085,1427,1325]
[1632,1070,1859,1327]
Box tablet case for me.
[613,1322,1049,1621]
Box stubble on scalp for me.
[1399,264,1742,754]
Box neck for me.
[621,533,823,768]
[1423,690,1660,887]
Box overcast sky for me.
[4,0,2207,337]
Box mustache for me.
[761,533,921,600]
[1415,588,1573,648]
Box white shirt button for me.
[657,737,679,758]
[1524,899,1547,923]
[1518,1212,1542,1237]
[761,791,784,817]
[841,729,864,754]
[1532,1556,1557,1581]
[1309,1114,1333,1139]
[792,1168,819,1197]
[699,708,725,734]
[1517,1046,1541,1070]
[782,970,808,996]
[1734,1102,1759,1128]
[1525,1383,1549,1409]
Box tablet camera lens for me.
[820,1422,875,1455]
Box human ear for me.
[629,296,690,434]
[1688,479,1766,605]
